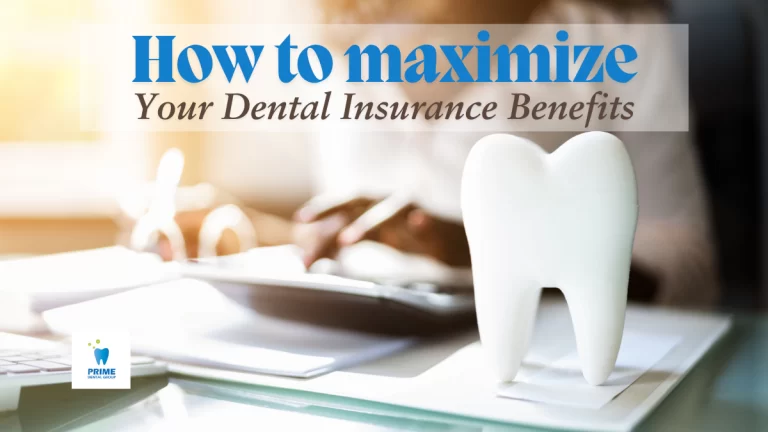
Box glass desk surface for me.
[2,316,766,432]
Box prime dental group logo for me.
[88,338,114,379]
[72,331,130,389]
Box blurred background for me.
[0,0,765,309]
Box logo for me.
[88,339,114,378]
[72,331,130,389]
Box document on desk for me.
[43,279,416,378]
[132,328,414,378]
[0,247,178,312]
[383,303,732,432]
[497,332,681,409]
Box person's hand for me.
[293,194,471,268]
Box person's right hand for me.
[293,194,471,268]
[292,196,376,268]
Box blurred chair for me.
[667,0,766,309]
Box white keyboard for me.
[0,332,166,411]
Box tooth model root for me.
[461,132,638,387]
[563,282,627,386]
[476,283,542,382]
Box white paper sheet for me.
[189,243,473,287]
[498,332,681,409]
[43,279,416,378]
[0,247,178,312]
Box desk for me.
[3,316,766,432]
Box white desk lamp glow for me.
[461,132,638,386]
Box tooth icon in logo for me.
[461,132,638,386]
[94,347,110,365]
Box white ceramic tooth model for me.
[461,132,638,386]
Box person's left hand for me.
[293,194,471,268]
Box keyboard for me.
[0,332,166,411]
